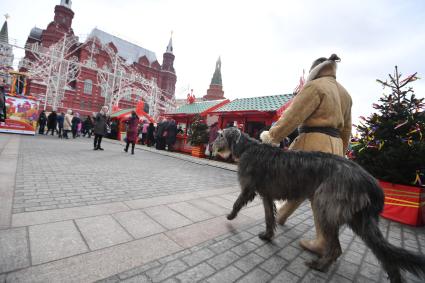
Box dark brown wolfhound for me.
[212,127,425,283]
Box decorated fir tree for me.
[352,66,425,187]
[188,114,209,146]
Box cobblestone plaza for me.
[0,134,424,282]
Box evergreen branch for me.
[400,72,418,88]
[376,79,392,88]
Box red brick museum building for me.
[21,0,177,116]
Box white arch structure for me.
[12,33,175,119]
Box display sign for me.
[0,96,39,135]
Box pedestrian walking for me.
[37,110,47,134]
[208,122,219,159]
[46,111,57,135]
[0,78,6,123]
[82,116,93,138]
[155,119,167,150]
[63,109,73,139]
[57,112,64,138]
[147,122,155,147]
[141,120,149,145]
[124,111,139,154]
[165,119,178,151]
[71,112,81,138]
[260,53,352,256]
[93,106,108,150]
[77,119,82,137]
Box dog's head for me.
[212,127,242,159]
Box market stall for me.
[165,99,229,153]
[109,106,154,141]
[211,94,294,138]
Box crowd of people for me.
[37,109,96,139]
[36,106,109,152]
[35,106,189,155]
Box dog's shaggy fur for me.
[212,127,425,283]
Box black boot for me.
[131,143,135,155]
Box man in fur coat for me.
[261,54,352,256]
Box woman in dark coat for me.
[93,106,108,150]
[37,110,47,134]
[46,111,57,135]
[82,116,94,138]
[71,113,81,138]
[147,122,155,147]
[56,112,64,138]
[165,119,178,151]
[155,120,168,150]
[0,78,6,122]
[124,111,139,154]
[208,122,219,159]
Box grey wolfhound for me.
[212,127,425,283]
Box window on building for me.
[100,85,107,98]
[80,100,85,110]
[122,89,132,101]
[84,79,92,94]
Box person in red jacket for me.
[124,111,139,155]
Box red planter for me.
[379,180,425,226]
[191,145,206,158]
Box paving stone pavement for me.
[13,135,237,214]
[1,133,425,283]
[97,214,425,283]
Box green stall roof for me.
[110,108,135,118]
[171,100,227,114]
[214,94,293,113]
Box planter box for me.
[191,145,205,158]
[379,180,425,226]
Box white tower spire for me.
[166,31,173,54]
[60,0,72,9]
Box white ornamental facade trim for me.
[15,33,175,119]
[20,34,80,110]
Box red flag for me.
[187,89,195,104]
[136,100,145,116]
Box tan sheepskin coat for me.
[64,113,73,131]
[269,62,352,156]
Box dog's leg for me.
[227,190,255,220]
[259,196,276,241]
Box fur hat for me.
[306,54,340,82]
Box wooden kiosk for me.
[165,99,229,153]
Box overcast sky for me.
[2,0,425,123]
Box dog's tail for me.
[349,215,425,281]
